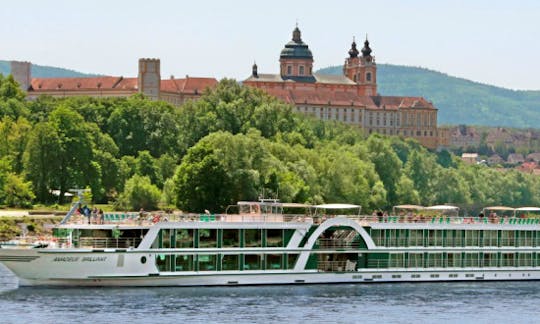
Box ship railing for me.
[359,215,540,225]
[76,237,142,249]
[317,260,357,272]
[316,239,364,250]
[45,237,142,249]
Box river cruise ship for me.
[2,201,540,286]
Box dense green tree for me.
[23,122,62,202]
[3,173,35,208]
[117,175,161,211]
[48,107,94,202]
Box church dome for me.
[280,27,313,59]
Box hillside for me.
[318,64,540,128]
[0,60,98,78]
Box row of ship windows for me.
[371,229,539,247]
[154,228,293,249]
[367,252,540,269]
[155,253,299,272]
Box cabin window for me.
[446,252,462,267]
[386,229,397,247]
[518,253,533,267]
[371,229,384,246]
[156,254,173,271]
[175,229,194,248]
[465,230,479,246]
[222,229,240,247]
[175,255,193,271]
[287,254,299,269]
[408,229,423,247]
[221,254,240,271]
[501,253,515,267]
[518,231,534,247]
[483,253,498,267]
[244,229,262,247]
[428,230,443,247]
[501,231,515,246]
[408,253,424,268]
[244,254,262,270]
[464,253,480,267]
[389,253,404,268]
[427,253,443,267]
[197,254,217,271]
[266,229,283,247]
[199,229,217,248]
[266,254,283,269]
[482,230,498,247]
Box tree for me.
[367,135,403,206]
[396,174,420,205]
[23,122,62,202]
[50,107,94,202]
[3,173,35,207]
[117,175,161,211]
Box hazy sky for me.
[2,0,539,90]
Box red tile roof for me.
[29,76,217,94]
[160,77,218,94]
[262,88,435,110]
[30,76,135,91]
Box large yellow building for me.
[244,27,441,149]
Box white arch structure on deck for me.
[294,217,376,271]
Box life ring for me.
[152,215,160,223]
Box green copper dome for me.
[280,27,313,59]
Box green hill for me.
[317,64,540,128]
[0,60,99,78]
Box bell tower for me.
[279,25,314,80]
[138,58,161,100]
[343,36,377,96]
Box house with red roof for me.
[11,59,217,106]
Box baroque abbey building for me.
[244,27,441,148]
[10,26,443,148]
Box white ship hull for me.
[3,249,540,287]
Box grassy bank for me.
[0,216,63,241]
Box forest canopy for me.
[0,75,539,214]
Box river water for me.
[0,264,538,323]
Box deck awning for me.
[393,204,425,210]
[515,207,540,212]
[313,204,361,209]
[425,205,459,210]
[483,206,515,211]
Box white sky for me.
[1,0,539,90]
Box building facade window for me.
[366,72,372,82]
[287,66,292,75]
[299,66,305,75]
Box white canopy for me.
[314,204,361,210]
[515,207,540,212]
[483,206,515,211]
[393,204,425,210]
[425,205,459,210]
[281,203,311,208]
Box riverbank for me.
[0,215,63,241]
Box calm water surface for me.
[0,264,537,323]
